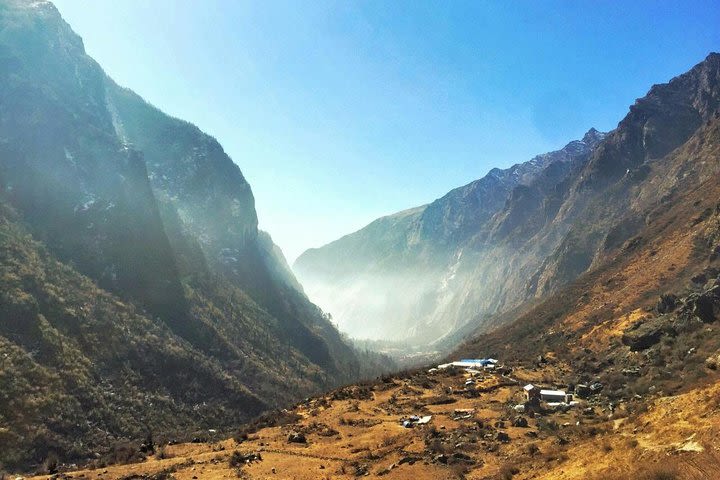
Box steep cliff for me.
[0,1,390,469]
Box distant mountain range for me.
[294,127,606,342]
[295,53,720,347]
[0,0,390,469]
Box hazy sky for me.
[53,0,720,263]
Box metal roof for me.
[540,389,566,396]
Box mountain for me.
[296,54,720,348]
[294,128,606,343]
[455,51,720,360]
[0,0,390,470]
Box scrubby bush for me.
[526,443,540,456]
[499,464,519,480]
[228,450,244,468]
[41,452,59,474]
[103,441,145,465]
[535,418,559,434]
[155,446,172,460]
[638,466,679,480]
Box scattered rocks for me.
[433,452,475,465]
[376,464,395,476]
[398,456,420,465]
[287,432,307,444]
[512,417,529,428]
[350,462,369,476]
[705,352,720,369]
[692,289,719,323]
[451,408,475,420]
[496,431,510,443]
[229,450,263,468]
[575,384,591,398]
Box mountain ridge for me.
[0,0,391,469]
[294,127,607,342]
[294,52,720,348]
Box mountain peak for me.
[581,127,606,145]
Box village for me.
[26,353,701,480]
[392,357,606,431]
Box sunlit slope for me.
[23,359,720,479]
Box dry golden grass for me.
[20,365,720,480]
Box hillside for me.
[20,344,720,479]
[456,113,720,380]
[3,1,719,477]
[0,0,390,471]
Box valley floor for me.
[22,361,720,480]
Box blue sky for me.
[53,0,720,262]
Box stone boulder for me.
[692,286,720,323]
[512,417,529,428]
[705,352,720,370]
[287,432,307,444]
[622,316,675,351]
[656,294,678,314]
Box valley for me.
[1,1,720,478]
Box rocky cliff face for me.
[0,0,188,325]
[0,1,390,468]
[527,52,720,300]
[296,54,720,346]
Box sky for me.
[53,0,720,263]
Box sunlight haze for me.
[53,0,720,262]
